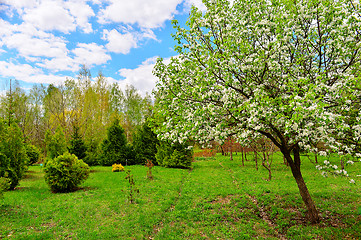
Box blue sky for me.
[0,0,206,96]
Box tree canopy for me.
[153,0,361,223]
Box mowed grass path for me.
[1,153,360,239]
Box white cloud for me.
[22,1,76,33]
[4,0,94,34]
[116,56,160,96]
[4,33,69,59]
[103,29,138,54]
[64,0,95,33]
[72,42,111,67]
[36,56,77,72]
[103,28,158,54]
[98,0,182,28]
[0,61,66,84]
[2,0,37,12]
[184,0,207,12]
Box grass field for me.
[1,153,360,239]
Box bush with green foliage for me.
[0,177,10,199]
[26,144,40,165]
[0,119,29,190]
[44,152,90,193]
[133,120,159,165]
[156,141,192,169]
[100,119,134,166]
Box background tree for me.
[100,118,133,166]
[68,125,87,160]
[45,127,67,160]
[153,0,361,223]
[132,118,159,165]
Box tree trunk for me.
[282,145,319,223]
[241,147,245,166]
[230,144,233,161]
[262,151,272,181]
[254,150,258,171]
[340,158,344,170]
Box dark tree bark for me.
[281,145,320,223]
[241,147,245,166]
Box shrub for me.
[44,152,90,193]
[112,163,125,172]
[26,144,40,165]
[156,141,193,169]
[0,177,10,199]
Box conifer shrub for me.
[0,120,29,190]
[133,120,159,165]
[100,119,134,166]
[26,144,40,165]
[155,141,193,169]
[44,152,90,193]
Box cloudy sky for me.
[0,0,206,96]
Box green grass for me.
[1,153,360,239]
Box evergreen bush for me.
[44,152,90,193]
[26,144,40,165]
[0,120,29,190]
[155,141,192,169]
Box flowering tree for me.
[153,0,361,223]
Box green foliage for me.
[45,127,67,159]
[83,139,100,166]
[100,119,133,166]
[0,177,10,199]
[44,152,90,193]
[68,125,87,160]
[25,144,40,165]
[156,141,192,169]
[132,119,159,165]
[0,119,29,190]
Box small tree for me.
[145,159,154,180]
[124,169,139,204]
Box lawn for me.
[1,153,360,239]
